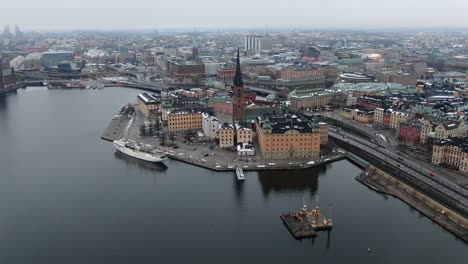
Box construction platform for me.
[280,205,332,239]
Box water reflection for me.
[114,151,168,172]
[257,165,328,197]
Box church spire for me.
[233,48,243,87]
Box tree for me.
[139,124,146,137]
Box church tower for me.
[232,48,245,122]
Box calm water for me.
[0,87,466,263]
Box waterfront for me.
[0,87,467,263]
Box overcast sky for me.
[3,0,468,31]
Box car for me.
[429,172,436,177]
[204,154,209,157]
[174,145,179,149]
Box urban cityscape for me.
[1,1,468,263]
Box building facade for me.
[432,137,468,174]
[341,108,375,123]
[217,67,236,83]
[245,36,273,51]
[167,110,203,135]
[207,96,233,114]
[434,120,466,141]
[0,61,16,90]
[289,90,333,110]
[256,115,322,159]
[398,121,422,146]
[236,126,253,144]
[319,122,328,145]
[137,93,161,117]
[219,123,235,148]
[202,113,220,141]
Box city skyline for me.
[3,0,468,31]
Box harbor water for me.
[0,87,466,263]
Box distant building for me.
[137,93,161,117]
[41,51,74,70]
[289,90,334,110]
[376,72,417,86]
[303,46,320,58]
[208,96,233,114]
[169,61,205,79]
[341,108,375,123]
[0,61,16,90]
[356,96,392,111]
[374,108,409,129]
[217,67,236,83]
[245,35,273,51]
[338,72,374,83]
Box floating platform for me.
[280,205,332,239]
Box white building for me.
[245,35,273,51]
[202,113,220,141]
[237,143,255,156]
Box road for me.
[330,128,468,217]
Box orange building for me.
[256,115,323,159]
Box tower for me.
[232,48,245,122]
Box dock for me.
[101,114,132,142]
[280,205,332,239]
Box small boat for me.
[236,166,245,181]
[113,139,167,163]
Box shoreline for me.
[356,167,468,243]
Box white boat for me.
[113,139,167,163]
[236,167,245,181]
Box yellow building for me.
[390,111,409,129]
[236,126,253,144]
[137,93,161,117]
[256,115,321,159]
[219,123,235,148]
[341,108,374,123]
[167,110,203,135]
[432,137,468,174]
[420,118,434,144]
[434,120,466,141]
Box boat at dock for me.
[113,139,167,163]
[236,166,245,181]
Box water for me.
[0,87,466,263]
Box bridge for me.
[329,127,468,218]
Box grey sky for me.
[3,0,468,31]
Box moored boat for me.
[113,139,167,163]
